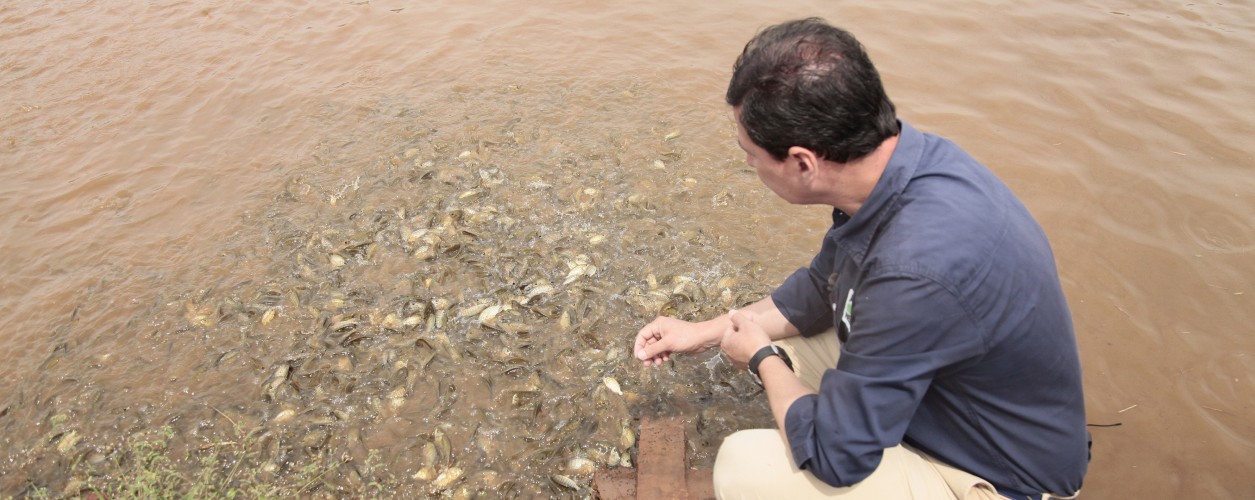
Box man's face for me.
[733,108,799,203]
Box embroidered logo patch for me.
[840,288,854,334]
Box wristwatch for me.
[748,344,794,387]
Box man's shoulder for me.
[871,152,1039,287]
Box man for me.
[634,18,1088,499]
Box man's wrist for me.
[748,344,794,386]
[698,318,727,350]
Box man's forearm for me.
[739,297,809,433]
[738,296,802,341]
[693,296,796,348]
[759,356,814,432]
[689,296,800,355]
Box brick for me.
[594,468,636,500]
[636,418,689,500]
[594,417,717,500]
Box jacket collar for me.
[827,120,925,263]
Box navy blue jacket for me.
[773,122,1088,496]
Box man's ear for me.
[787,146,820,177]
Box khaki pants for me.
[712,333,1008,500]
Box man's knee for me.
[713,429,758,482]
[713,430,786,494]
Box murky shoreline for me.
[3,86,787,496]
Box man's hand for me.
[720,310,773,369]
[634,316,720,367]
[634,296,800,368]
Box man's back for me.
[867,126,1089,495]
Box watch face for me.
[774,345,793,371]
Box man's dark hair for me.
[726,18,899,163]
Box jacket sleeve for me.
[771,230,838,336]
[783,272,987,487]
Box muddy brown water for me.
[2,0,1252,497]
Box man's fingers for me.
[635,325,668,361]
[634,322,662,357]
[641,350,669,367]
[723,310,747,351]
[728,311,759,338]
[729,310,755,327]
[633,332,651,355]
[636,336,669,361]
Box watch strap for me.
[748,344,794,380]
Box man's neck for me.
[824,134,899,215]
